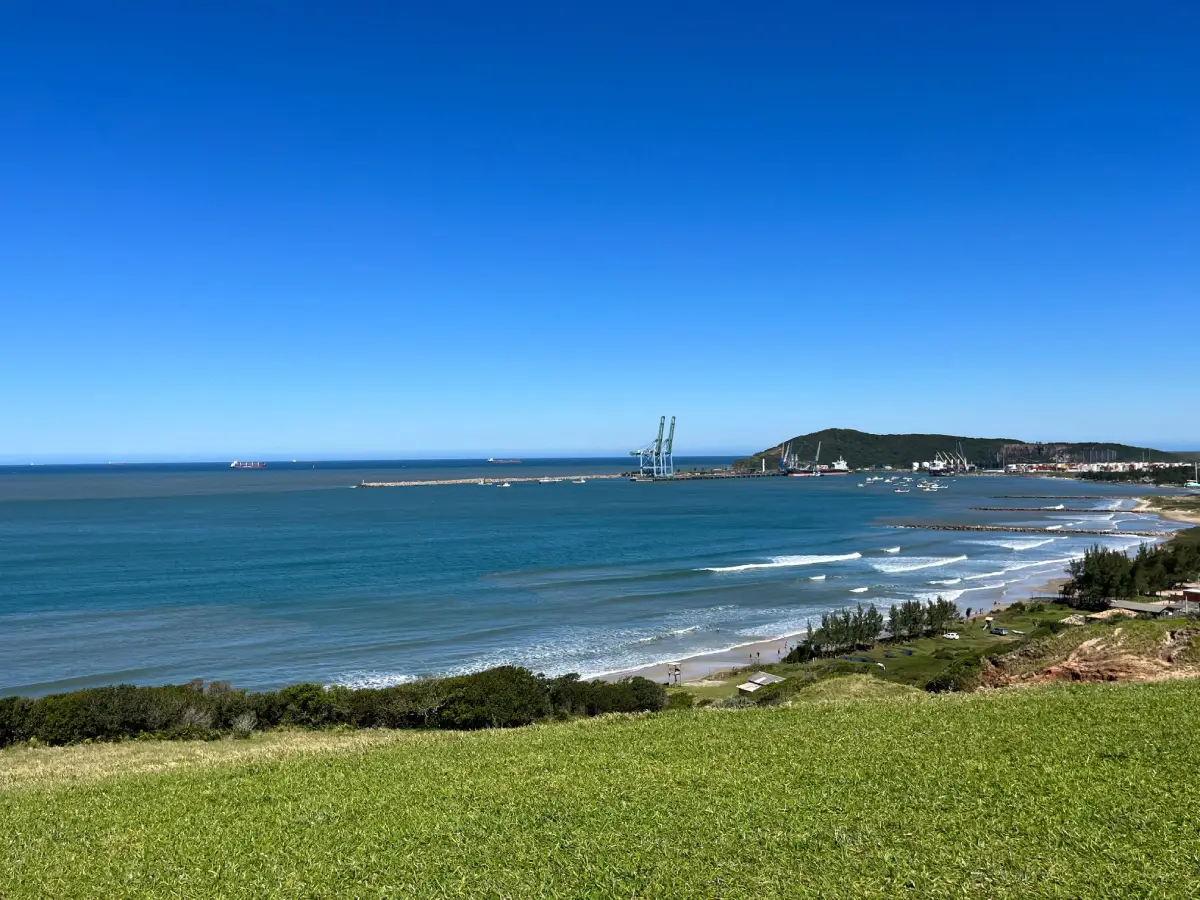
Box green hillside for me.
[4,679,1200,898]
[735,428,1175,470]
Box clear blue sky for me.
[2,2,1197,461]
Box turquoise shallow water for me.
[0,460,1178,696]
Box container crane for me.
[630,415,676,478]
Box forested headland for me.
[734,428,1182,471]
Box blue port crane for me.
[631,415,676,478]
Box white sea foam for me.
[331,672,422,690]
[916,589,966,603]
[1045,524,1062,530]
[870,554,968,574]
[699,552,862,573]
[928,577,962,585]
[628,624,702,645]
[809,574,826,580]
[965,538,1059,551]
[883,547,901,553]
[849,586,869,593]
[963,556,1080,581]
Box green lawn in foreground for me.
[3,679,1199,898]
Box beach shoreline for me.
[596,573,1071,685]
[596,501,1183,687]
[1134,496,1200,525]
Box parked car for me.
[990,627,1009,636]
[942,632,960,640]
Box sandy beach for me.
[602,574,1073,686]
[600,497,1190,687]
[1134,497,1200,525]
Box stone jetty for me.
[356,474,627,488]
[891,523,1161,538]
[991,495,1113,500]
[969,507,1143,513]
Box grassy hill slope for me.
[735,427,1177,470]
[4,679,1200,898]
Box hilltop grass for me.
[4,679,1200,898]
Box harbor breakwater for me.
[969,507,1139,513]
[892,523,1162,537]
[356,474,628,488]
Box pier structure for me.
[631,415,675,478]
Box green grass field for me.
[4,678,1200,898]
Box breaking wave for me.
[916,589,965,603]
[699,552,862,573]
[870,554,968,574]
[963,556,1080,581]
[331,672,422,690]
[965,538,1059,551]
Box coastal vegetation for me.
[1060,527,1200,610]
[0,667,664,748]
[785,598,958,661]
[1139,493,1200,523]
[734,428,1178,471]
[4,679,1200,897]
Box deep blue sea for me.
[0,459,1180,696]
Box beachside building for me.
[1086,608,1139,623]
[1106,600,1180,619]
[1182,583,1200,611]
[737,672,786,695]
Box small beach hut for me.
[737,672,785,695]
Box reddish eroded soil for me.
[986,626,1200,686]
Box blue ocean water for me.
[0,461,1179,696]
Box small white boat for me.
[894,489,909,493]
[857,483,865,487]
[572,478,586,484]
[538,477,557,484]
[498,482,511,488]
